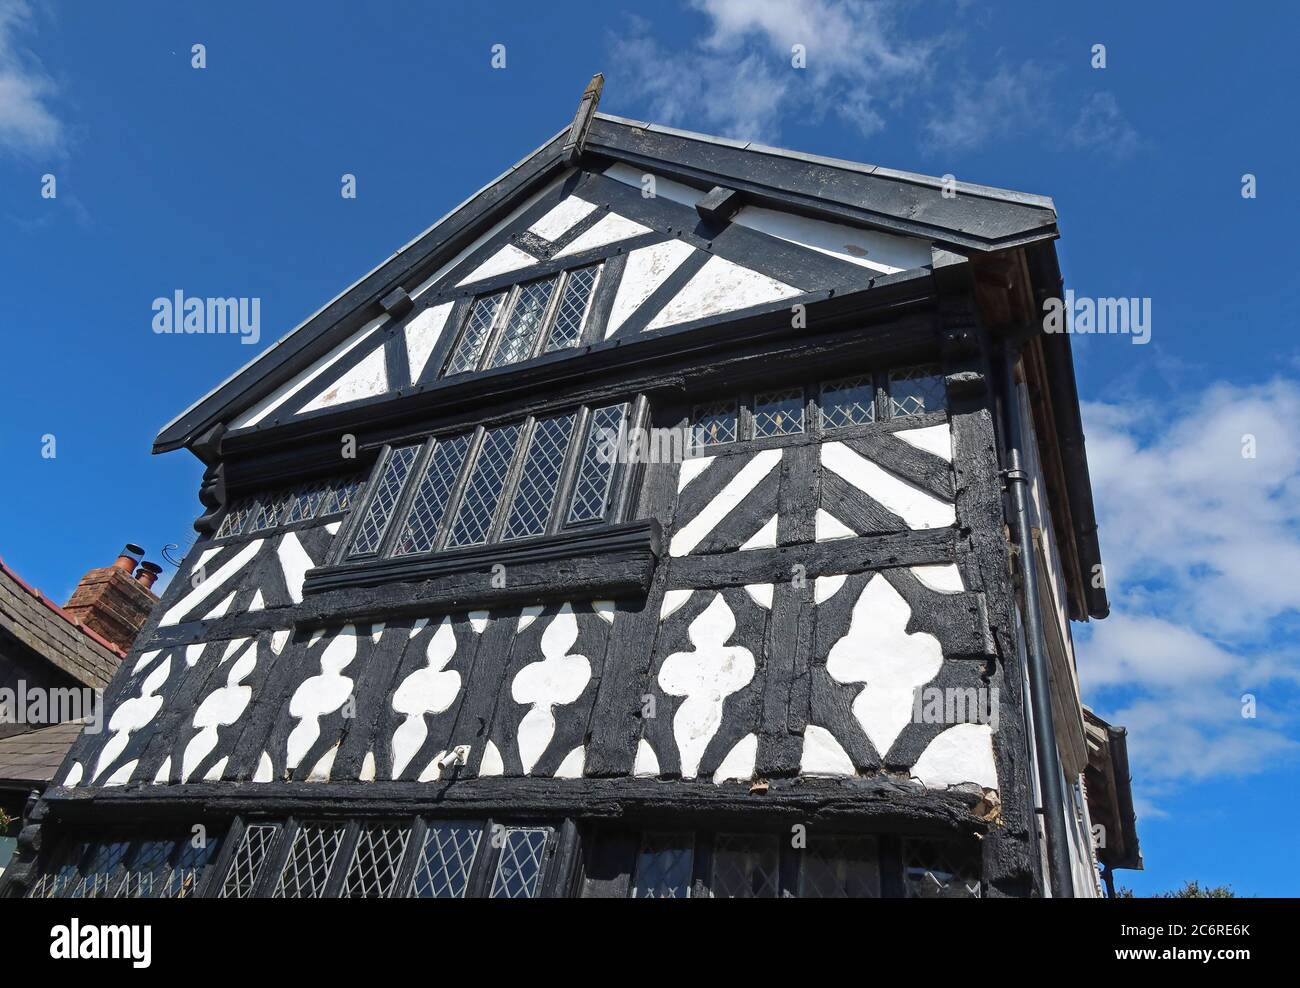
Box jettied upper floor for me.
[151,86,1107,622]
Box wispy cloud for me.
[922,61,1055,152]
[608,0,933,143]
[1066,91,1140,160]
[1079,379,1300,804]
[0,0,64,158]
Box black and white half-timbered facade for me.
[2,81,1131,899]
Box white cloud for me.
[1067,91,1140,160]
[0,0,64,157]
[922,62,1054,152]
[1079,379,1300,800]
[607,0,932,142]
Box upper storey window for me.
[444,264,603,377]
[342,401,631,561]
[691,363,946,451]
[215,474,366,541]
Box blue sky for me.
[2,1,1297,895]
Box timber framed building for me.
[1,80,1136,899]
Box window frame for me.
[688,363,948,456]
[443,263,604,379]
[330,397,644,568]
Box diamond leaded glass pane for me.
[631,832,694,898]
[392,434,472,555]
[28,840,89,898]
[409,823,483,899]
[489,277,558,369]
[251,491,292,532]
[546,265,600,352]
[162,835,219,899]
[341,824,411,898]
[273,824,345,899]
[903,838,981,898]
[215,496,257,539]
[567,404,626,524]
[66,839,131,898]
[691,400,737,449]
[752,388,805,438]
[114,839,175,898]
[888,365,946,418]
[488,828,550,899]
[219,824,279,899]
[711,833,780,898]
[448,425,521,547]
[797,835,880,898]
[446,292,506,375]
[321,474,365,515]
[283,479,333,525]
[502,414,576,540]
[821,376,876,429]
[348,444,420,556]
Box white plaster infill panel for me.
[670,448,781,556]
[554,212,653,258]
[732,205,932,275]
[301,346,388,413]
[645,255,799,332]
[606,239,697,338]
[528,195,597,242]
[404,302,455,382]
[821,441,956,530]
[231,316,386,430]
[456,243,540,286]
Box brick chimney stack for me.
[63,544,160,654]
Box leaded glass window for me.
[409,823,483,899]
[214,497,257,539]
[488,276,558,369]
[448,425,522,547]
[283,478,333,525]
[64,839,131,898]
[341,824,411,898]
[114,839,174,898]
[691,400,738,449]
[392,433,472,555]
[752,388,805,438]
[888,365,946,417]
[903,838,981,898]
[273,824,345,899]
[502,414,576,540]
[488,828,550,899]
[546,265,600,352]
[349,444,421,556]
[797,835,880,898]
[219,824,279,899]
[631,832,694,898]
[711,833,780,898]
[162,836,219,899]
[216,473,363,541]
[567,404,626,524]
[446,292,506,375]
[821,376,876,429]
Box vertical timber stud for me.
[933,251,1041,897]
[563,73,604,165]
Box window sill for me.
[298,519,661,621]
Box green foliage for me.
[1116,880,1238,898]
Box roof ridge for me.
[0,557,127,659]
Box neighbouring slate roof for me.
[0,720,87,788]
[152,112,1060,455]
[0,559,123,690]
